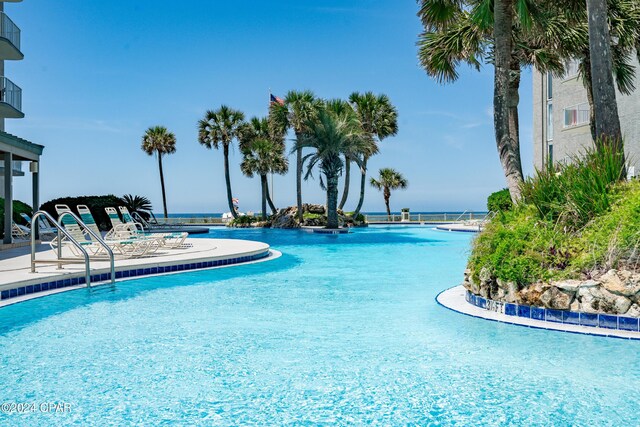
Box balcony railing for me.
[0,76,23,117]
[0,12,20,51]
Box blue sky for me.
[9,0,534,213]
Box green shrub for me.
[487,189,513,212]
[0,198,33,239]
[521,146,624,231]
[303,213,323,220]
[40,195,124,231]
[469,144,630,287]
[228,215,261,226]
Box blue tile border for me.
[0,250,271,303]
[465,290,640,334]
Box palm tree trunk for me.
[296,131,303,222]
[353,156,368,216]
[508,58,523,181]
[339,159,350,210]
[326,174,339,229]
[384,187,391,221]
[581,53,598,143]
[260,174,267,220]
[223,144,237,219]
[158,153,168,219]
[586,0,624,162]
[493,0,523,202]
[265,179,277,214]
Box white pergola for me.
[1,130,43,244]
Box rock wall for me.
[463,268,640,317]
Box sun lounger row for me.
[49,205,190,259]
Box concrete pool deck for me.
[0,238,278,307]
[437,285,640,340]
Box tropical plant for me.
[121,194,153,221]
[239,117,289,219]
[487,189,513,213]
[270,90,323,222]
[370,168,408,221]
[141,126,176,218]
[198,106,246,219]
[296,107,366,229]
[323,99,378,210]
[348,92,397,217]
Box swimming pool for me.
[0,226,638,426]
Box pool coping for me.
[436,285,640,341]
[0,248,281,308]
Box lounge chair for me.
[115,206,190,249]
[54,205,154,258]
[19,213,57,239]
[11,222,30,239]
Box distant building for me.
[532,59,640,176]
[0,0,44,244]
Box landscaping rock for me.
[305,204,325,214]
[599,269,640,297]
[517,282,549,306]
[540,287,574,310]
[553,279,582,292]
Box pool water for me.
[0,226,639,426]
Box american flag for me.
[270,94,285,106]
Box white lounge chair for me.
[19,213,57,240]
[55,205,155,258]
[116,206,190,249]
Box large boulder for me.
[577,285,632,314]
[270,207,300,229]
[495,279,519,303]
[517,282,549,306]
[305,204,326,214]
[540,286,574,310]
[599,269,640,297]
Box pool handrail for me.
[31,210,92,287]
[57,210,115,286]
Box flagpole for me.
[268,88,275,206]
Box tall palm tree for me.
[198,106,246,219]
[370,168,408,221]
[349,92,398,217]
[269,90,322,222]
[239,117,289,219]
[141,126,176,219]
[323,99,378,210]
[296,107,366,229]
[586,0,622,148]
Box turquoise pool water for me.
[0,226,638,426]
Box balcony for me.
[0,12,22,60]
[0,77,23,118]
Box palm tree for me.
[269,90,322,222]
[585,0,622,148]
[323,99,378,210]
[121,194,153,221]
[296,107,366,229]
[370,168,408,221]
[349,92,398,217]
[239,117,289,219]
[141,126,176,219]
[198,106,245,219]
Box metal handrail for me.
[454,210,471,222]
[31,210,92,287]
[58,211,115,285]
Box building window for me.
[563,103,589,128]
[547,71,553,100]
[547,103,553,140]
[564,59,580,79]
[548,144,553,166]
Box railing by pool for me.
[364,212,488,223]
[152,213,489,225]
